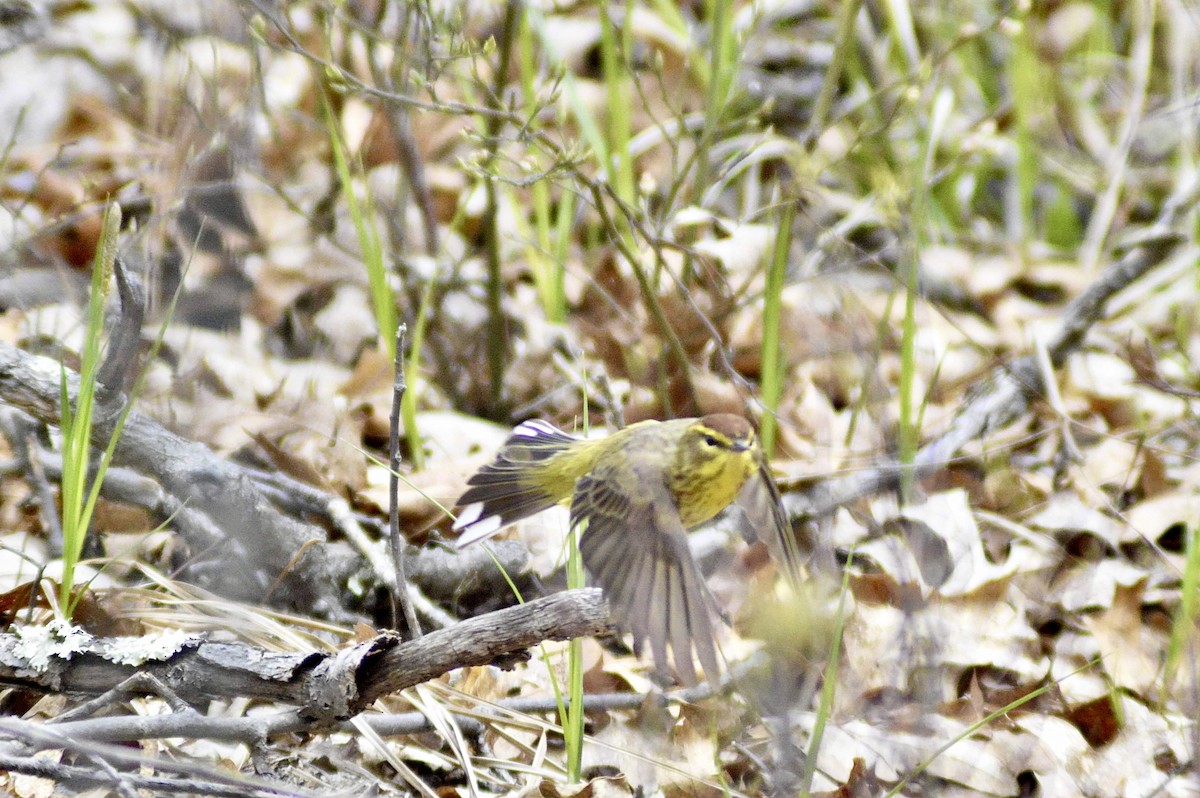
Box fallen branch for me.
[43,649,769,745]
[0,340,361,617]
[0,719,312,798]
[0,589,609,723]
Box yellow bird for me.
[454,413,800,684]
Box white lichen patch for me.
[97,629,202,666]
[13,619,94,672]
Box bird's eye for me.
[703,435,719,447]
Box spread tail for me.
[453,420,579,546]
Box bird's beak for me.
[731,438,752,452]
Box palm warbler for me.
[453,413,800,684]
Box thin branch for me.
[0,719,312,797]
[389,323,421,636]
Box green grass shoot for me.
[57,204,119,615]
[760,197,792,459]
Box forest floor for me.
[1,1,1200,796]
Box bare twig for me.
[0,719,312,798]
[0,408,63,553]
[389,323,421,636]
[52,672,197,724]
[366,7,439,255]
[586,180,697,413]
[479,0,521,410]
[95,255,144,408]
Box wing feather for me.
[575,465,720,685]
[662,545,696,685]
[736,458,804,585]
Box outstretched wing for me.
[573,460,720,685]
[736,455,804,585]
[454,420,579,547]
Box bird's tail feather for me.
[453,420,578,546]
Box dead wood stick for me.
[0,589,609,723]
[0,718,312,798]
[0,340,359,617]
[31,646,767,747]
[0,337,532,620]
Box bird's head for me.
[678,413,758,478]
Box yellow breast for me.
[672,447,755,528]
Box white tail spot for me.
[513,419,560,438]
[454,506,503,547]
[452,502,484,531]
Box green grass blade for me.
[322,90,397,359]
[597,0,635,200]
[799,559,852,795]
[760,197,792,458]
[58,203,120,613]
[1162,522,1200,702]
